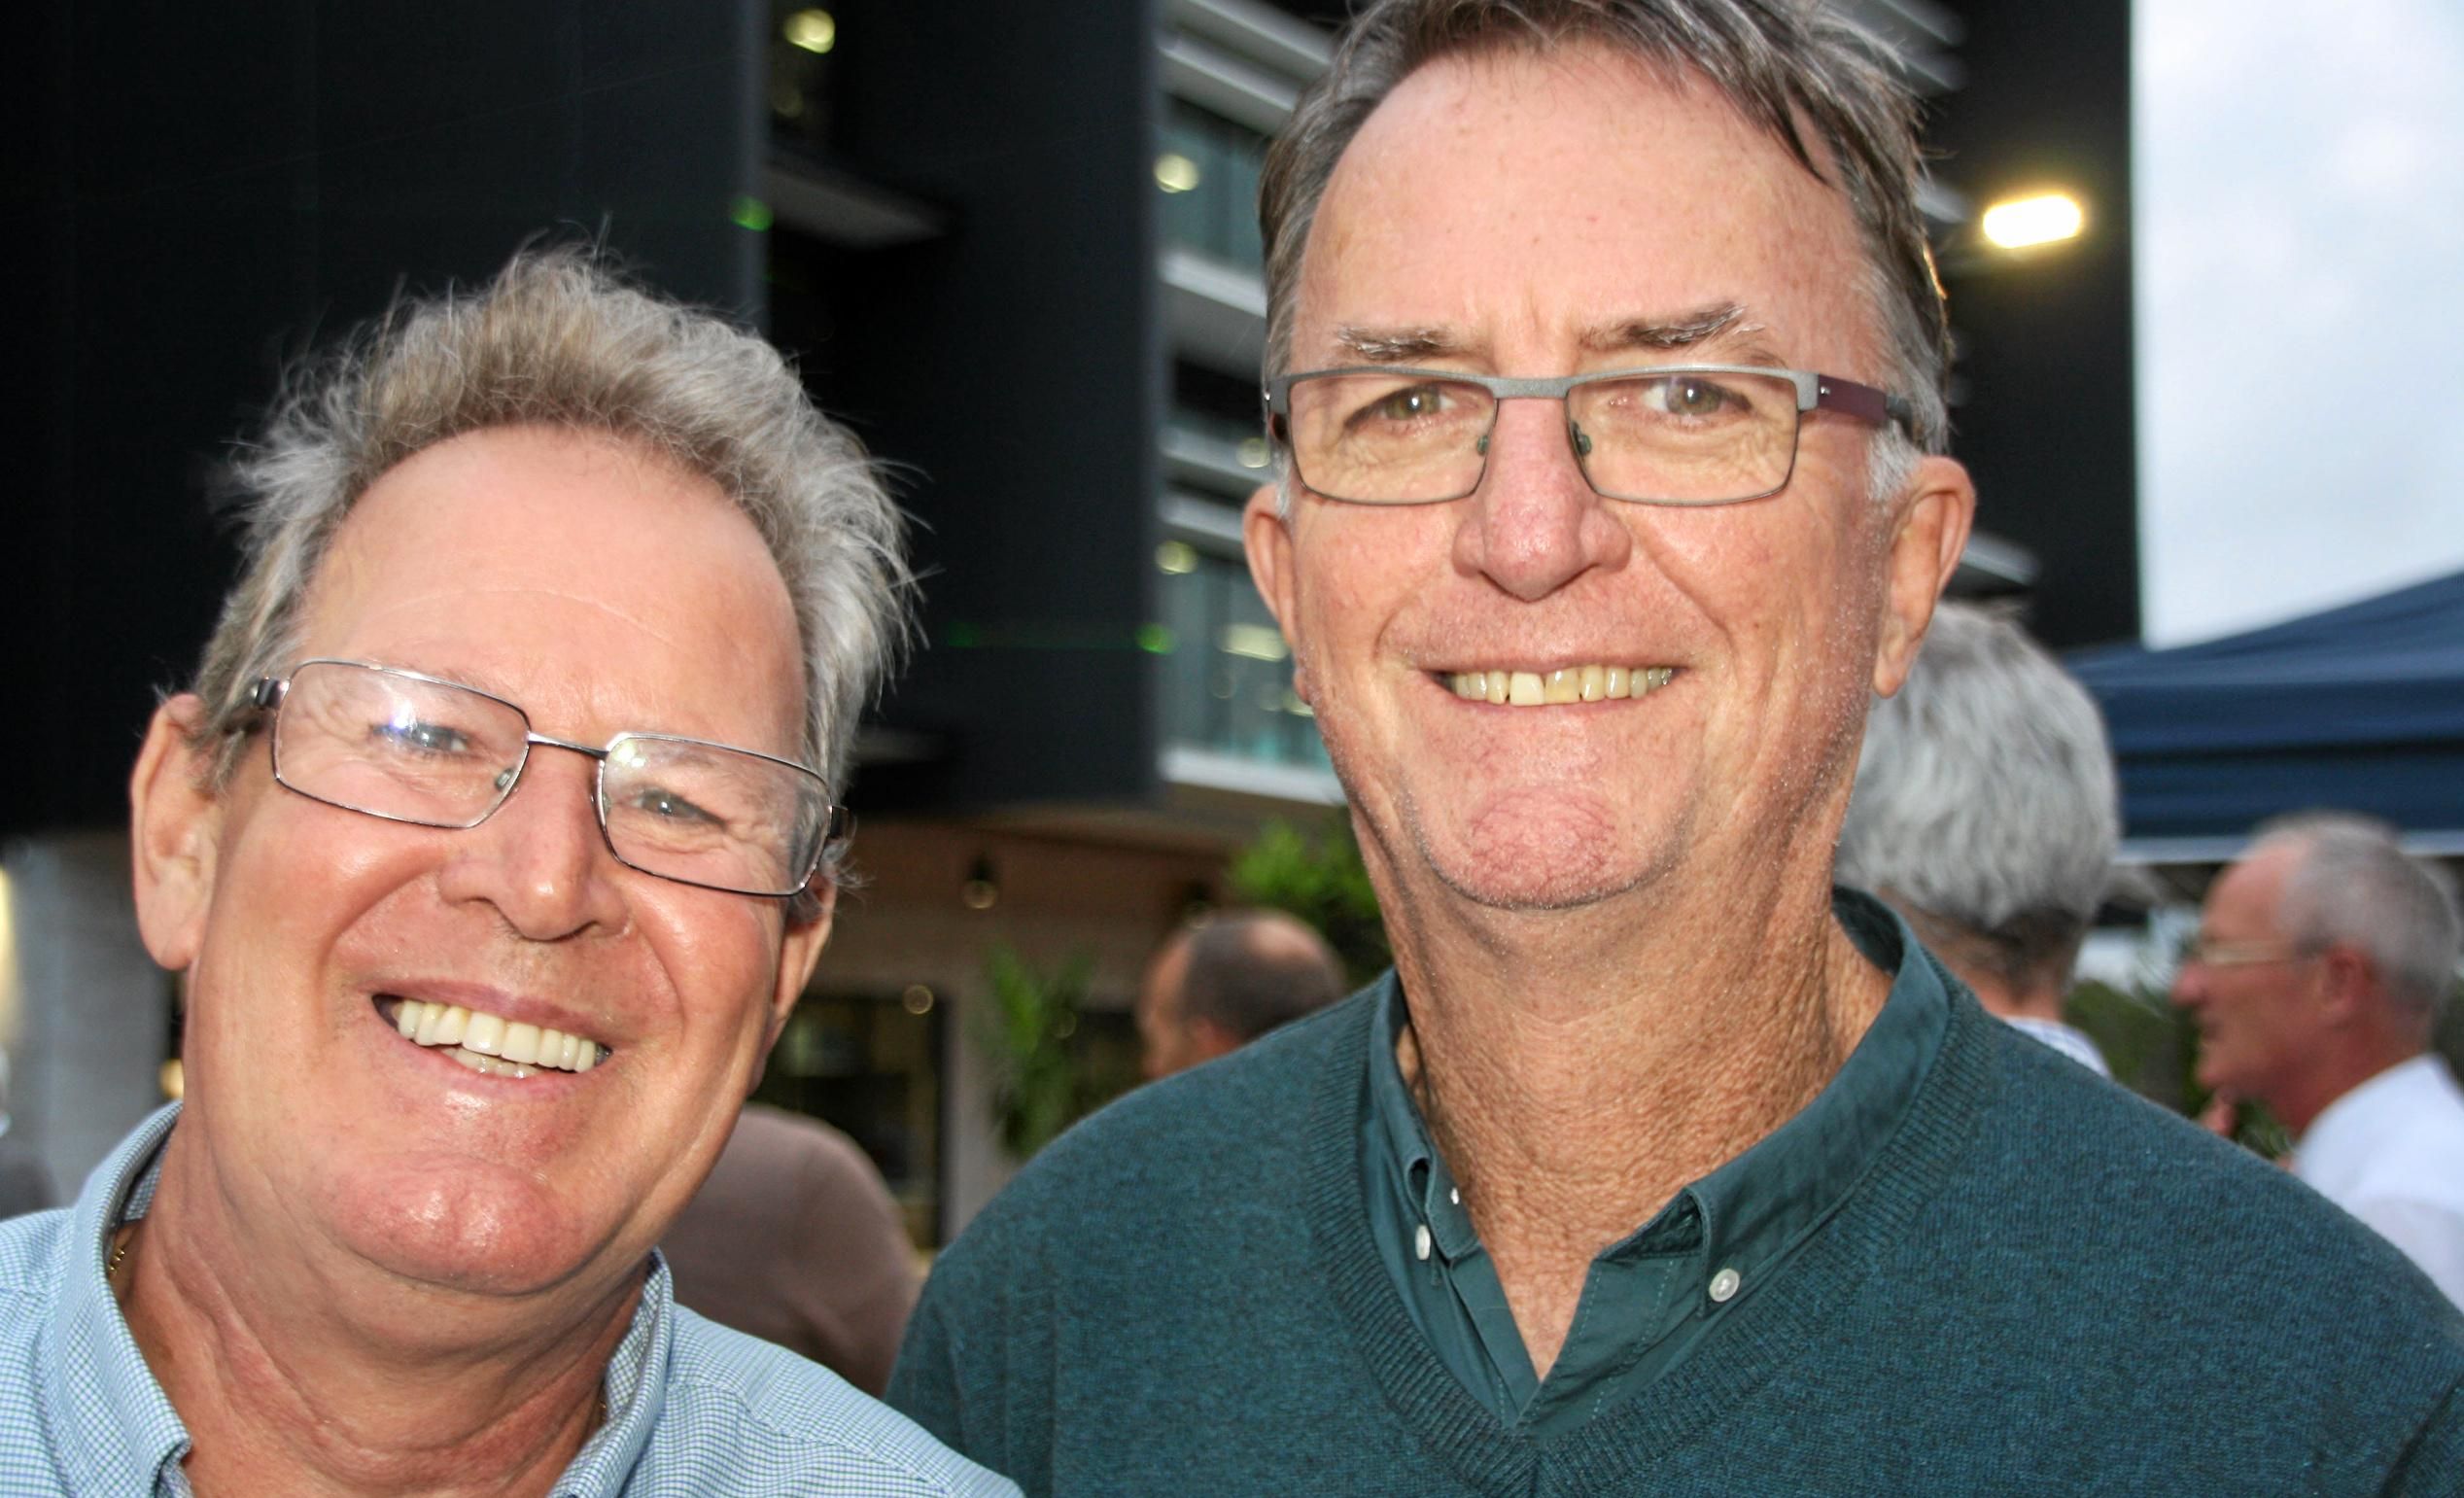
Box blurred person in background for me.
[1836,602,2116,1076]
[0,1052,60,1219]
[2174,814,2464,1307]
[1136,909,1350,1080]
[0,249,1012,1497]
[663,1102,920,1396]
[888,1,2461,1490]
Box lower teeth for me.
[444,1046,537,1080]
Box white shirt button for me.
[1709,1267,1742,1304]
[1449,1187,1461,1205]
[1415,1224,1433,1262]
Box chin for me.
[1403,791,1670,914]
[328,1159,620,1296]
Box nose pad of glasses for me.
[492,764,519,795]
[1475,433,1490,458]
[1569,421,1593,459]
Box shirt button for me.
[1449,1187,1461,1205]
[1709,1267,1742,1304]
[1415,1224,1433,1262]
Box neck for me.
[1386,859,1889,1378]
[121,1130,636,1498]
[2281,1038,2429,1138]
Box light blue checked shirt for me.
[0,1105,1019,1497]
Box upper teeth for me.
[388,997,604,1078]
[1448,665,1674,706]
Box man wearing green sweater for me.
[889,1,2464,1490]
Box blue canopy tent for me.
[2066,569,2464,858]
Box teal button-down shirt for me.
[0,1104,1017,1497]
[1361,888,1951,1435]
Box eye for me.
[1653,375,1734,418]
[625,785,724,827]
[1360,384,1451,425]
[370,718,473,755]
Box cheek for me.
[639,895,785,1033]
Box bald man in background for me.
[1138,911,1350,1080]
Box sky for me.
[2134,0,2464,646]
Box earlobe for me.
[1870,455,1977,697]
[764,880,836,1052]
[129,696,225,973]
[1241,483,1309,700]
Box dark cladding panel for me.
[1929,0,2140,650]
[11,1,759,837]
[775,1,1163,813]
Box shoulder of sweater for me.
[1946,1016,2464,1359]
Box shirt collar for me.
[1366,888,1950,1288]
[46,1102,190,1495]
[41,1103,679,1498]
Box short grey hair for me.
[188,248,913,887]
[1259,0,1951,502]
[2254,815,2462,1016]
[1836,603,2119,991]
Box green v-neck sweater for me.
[890,977,2464,1495]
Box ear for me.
[2312,942,2376,1027]
[129,695,226,973]
[1187,1017,1245,1066]
[1870,454,1977,698]
[1242,482,1309,702]
[762,879,836,1054]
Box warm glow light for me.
[1980,192,2086,250]
[1154,153,1201,193]
[1156,540,1198,575]
[783,9,836,53]
[1236,436,1270,470]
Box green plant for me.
[1228,816,1392,986]
[973,945,1127,1161]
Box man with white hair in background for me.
[2174,815,2464,1307]
[1837,601,2116,1076]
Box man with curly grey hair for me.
[890,1,2462,1490]
[0,250,1016,1497]
[1837,602,2118,1075]
[2175,814,2464,1307]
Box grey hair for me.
[1258,0,1954,478]
[1179,911,1350,1043]
[188,248,914,899]
[1836,603,2119,991]
[2254,815,2462,1016]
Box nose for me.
[435,746,629,941]
[2169,962,2205,1010]
[1451,395,1632,601]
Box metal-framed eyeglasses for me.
[248,659,836,899]
[2177,937,2324,971]
[1264,364,1914,506]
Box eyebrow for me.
[1330,325,1468,363]
[1328,302,1764,366]
[1578,301,1760,355]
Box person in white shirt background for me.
[2173,814,2464,1307]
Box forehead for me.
[1296,43,1873,367]
[297,425,806,753]
[2204,846,2297,933]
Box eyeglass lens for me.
[269,660,826,896]
[1284,368,1803,505]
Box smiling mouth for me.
[376,996,609,1079]
[1442,664,1677,706]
